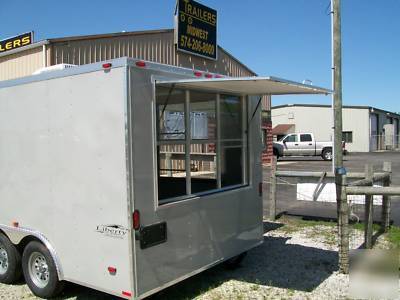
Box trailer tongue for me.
[0,58,330,299]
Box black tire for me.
[22,241,64,299]
[0,233,22,284]
[322,148,333,161]
[224,252,247,269]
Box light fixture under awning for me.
[156,76,332,95]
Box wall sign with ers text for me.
[0,32,33,53]
[176,0,217,60]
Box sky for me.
[1,0,399,112]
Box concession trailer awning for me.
[156,76,332,95]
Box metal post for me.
[332,0,348,273]
[166,152,172,177]
[216,94,222,189]
[330,1,335,172]
[185,90,191,195]
[364,164,374,249]
[382,162,392,232]
[269,156,277,221]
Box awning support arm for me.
[249,96,263,125]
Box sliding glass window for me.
[156,86,248,204]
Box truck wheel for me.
[224,252,247,269]
[22,241,64,298]
[322,148,333,161]
[0,233,22,284]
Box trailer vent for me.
[33,64,77,75]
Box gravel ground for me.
[0,216,395,300]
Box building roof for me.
[0,29,257,75]
[272,103,400,118]
[271,124,295,135]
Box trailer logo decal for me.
[96,225,128,238]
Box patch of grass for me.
[387,225,400,249]
[287,288,295,296]
[351,222,380,232]
[297,219,336,228]
[278,215,336,228]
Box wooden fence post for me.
[269,156,277,221]
[364,164,374,249]
[382,162,392,232]
[337,170,349,274]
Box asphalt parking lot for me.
[263,151,400,225]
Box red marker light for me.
[102,63,112,69]
[133,210,140,230]
[12,221,19,228]
[215,74,223,78]
[194,71,202,77]
[122,291,132,297]
[135,61,146,67]
[108,266,117,274]
[205,73,213,78]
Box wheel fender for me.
[322,147,332,153]
[0,224,63,280]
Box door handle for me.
[295,143,299,146]
[308,143,312,146]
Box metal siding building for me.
[0,29,272,160]
[272,104,400,152]
[0,29,271,111]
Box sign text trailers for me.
[176,0,217,60]
[0,32,33,53]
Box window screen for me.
[156,87,248,204]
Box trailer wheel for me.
[22,241,64,298]
[0,233,22,284]
[224,252,247,269]
[322,148,333,161]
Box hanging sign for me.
[0,32,33,53]
[175,0,217,60]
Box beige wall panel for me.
[51,32,254,77]
[50,31,269,110]
[0,30,270,110]
[0,47,43,81]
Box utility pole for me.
[331,0,349,274]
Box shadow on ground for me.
[30,221,337,300]
[148,221,338,300]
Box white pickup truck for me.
[273,133,336,161]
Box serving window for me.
[156,86,249,205]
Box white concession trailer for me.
[0,58,329,299]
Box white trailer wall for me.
[271,105,370,152]
[0,67,133,297]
